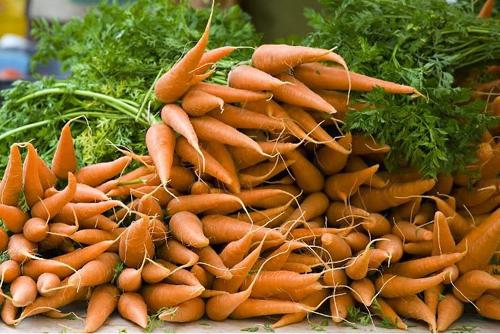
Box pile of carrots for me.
[0,6,499,333]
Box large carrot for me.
[181,89,224,116]
[0,204,29,233]
[23,143,44,207]
[76,156,131,187]
[31,173,77,220]
[0,145,22,206]
[154,5,213,102]
[191,116,264,154]
[146,123,176,185]
[67,252,119,287]
[84,284,119,333]
[295,62,415,93]
[455,208,500,273]
[228,64,287,91]
[452,270,500,302]
[476,294,500,320]
[51,123,77,180]
[241,271,321,298]
[161,104,202,156]
[117,292,148,329]
[170,211,209,248]
[119,217,154,268]
[159,297,205,323]
[167,193,243,216]
[437,294,464,332]
[352,179,436,212]
[273,74,336,113]
[192,82,272,103]
[386,295,436,331]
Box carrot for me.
[22,239,114,279]
[233,203,292,227]
[390,253,466,279]
[467,194,500,215]
[371,298,407,330]
[131,185,177,206]
[0,145,22,206]
[362,213,392,237]
[119,217,155,268]
[452,270,500,302]
[478,0,496,18]
[295,62,415,93]
[431,196,472,240]
[436,294,464,332]
[238,187,297,209]
[322,233,352,263]
[344,156,387,188]
[51,123,77,180]
[191,116,264,154]
[36,155,56,190]
[430,173,454,196]
[322,267,347,287]
[351,134,391,155]
[45,183,109,203]
[154,6,213,103]
[229,141,298,170]
[404,241,433,256]
[242,271,320,299]
[209,104,285,132]
[36,273,60,297]
[160,260,201,286]
[23,143,44,207]
[350,278,375,307]
[75,156,131,187]
[326,201,369,226]
[424,284,443,317]
[0,228,7,252]
[23,217,48,243]
[167,193,242,216]
[190,264,213,288]
[146,123,176,185]
[162,104,202,155]
[98,166,153,193]
[197,245,232,280]
[432,211,456,256]
[376,267,456,298]
[228,64,287,91]
[170,211,209,248]
[260,241,306,271]
[316,133,352,175]
[38,222,77,251]
[7,234,36,263]
[386,295,436,331]
[181,89,224,116]
[330,289,355,323]
[204,141,240,193]
[202,215,284,244]
[454,184,497,208]
[158,239,199,266]
[0,204,29,233]
[1,299,17,326]
[159,297,205,323]
[192,82,272,103]
[343,232,370,253]
[346,246,372,280]
[195,46,237,75]
[148,218,168,247]
[141,261,171,284]
[455,208,500,273]
[413,202,435,225]
[290,227,350,241]
[325,165,379,202]
[393,197,422,221]
[191,181,210,195]
[142,283,204,312]
[137,196,163,220]
[31,173,77,220]
[285,105,348,153]
[272,289,328,328]
[392,221,433,242]
[239,158,295,189]
[353,179,435,212]
[273,73,336,113]
[219,233,253,268]
[10,276,37,307]
[117,292,148,329]
[476,294,500,320]
[55,200,121,223]
[19,280,90,320]
[84,284,119,333]
[230,298,307,319]
[286,149,324,193]
[67,252,119,287]
[117,268,142,292]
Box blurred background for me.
[0,0,320,87]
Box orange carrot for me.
[351,134,391,155]
[55,200,121,223]
[197,245,232,280]
[0,260,20,284]
[159,297,205,323]
[170,211,209,248]
[117,268,142,292]
[295,62,415,93]
[7,234,36,263]
[158,239,199,266]
[219,233,253,268]
[0,228,7,252]
[478,0,496,18]
[209,104,285,132]
[141,261,171,284]
[192,82,272,103]
[351,278,375,306]
[432,211,456,255]
[181,89,224,116]
[431,196,472,240]
[36,155,56,190]
[51,123,77,180]
[45,183,109,203]
[323,268,348,287]
[343,232,370,253]
[452,270,500,302]
[0,145,22,206]
[371,298,408,330]
[437,294,464,332]
[154,7,213,103]
[346,247,372,280]
[392,221,433,242]
[23,143,44,207]
[272,288,328,328]
[330,289,354,323]
[76,156,131,187]
[325,165,379,202]
[228,64,287,91]
[67,252,119,287]
[230,298,307,319]
[195,46,237,75]
[161,104,202,156]
[204,141,240,193]
[31,173,77,220]
[167,193,242,216]
[142,283,204,312]
[118,292,148,329]
[146,123,176,185]
[322,233,352,263]
[84,284,119,333]
[476,294,500,320]
[119,217,154,268]
[326,201,369,226]
[386,295,436,331]
[36,273,60,297]
[273,73,336,113]
[286,149,324,193]
[0,204,29,233]
[316,133,352,175]
[22,217,48,243]
[10,275,37,307]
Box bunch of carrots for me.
[0,5,498,333]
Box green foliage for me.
[346,307,371,326]
[308,319,329,331]
[0,0,259,169]
[305,0,500,177]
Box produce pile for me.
[0,2,499,333]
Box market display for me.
[0,0,499,333]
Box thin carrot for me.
[219,233,253,268]
[371,298,407,330]
[23,143,44,207]
[55,200,121,223]
[204,141,241,193]
[478,0,496,18]
[162,104,202,156]
[167,193,242,216]
[0,145,22,206]
[158,239,199,266]
[432,211,456,255]
[146,123,176,185]
[76,156,131,187]
[192,82,272,103]
[197,245,232,280]
[51,123,77,180]
[325,165,379,202]
[286,149,324,193]
[230,298,307,319]
[31,173,77,220]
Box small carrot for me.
[204,141,241,193]
[141,261,171,284]
[437,294,464,332]
[326,201,369,226]
[23,143,44,207]
[404,241,433,256]
[371,298,408,330]
[55,200,121,223]
[142,283,205,312]
[170,211,209,248]
[36,155,56,190]
[22,217,48,243]
[192,82,272,103]
[0,145,22,206]
[1,300,18,326]
[7,234,37,263]
[0,204,29,233]
[386,295,436,331]
[209,104,285,132]
[432,211,456,256]
[51,123,77,180]
[286,149,324,193]
[161,104,202,157]
[330,289,354,323]
[219,233,253,268]
[392,221,433,242]
[76,156,131,187]
[316,133,352,175]
[10,275,37,307]
[31,173,77,220]
[228,64,287,91]
[119,217,155,268]
[230,298,307,319]
[117,268,142,292]
[0,260,20,284]
[478,0,496,18]
[322,233,352,263]
[167,193,242,216]
[346,246,372,280]
[137,196,163,220]
[181,89,224,116]
[146,123,176,186]
[118,292,148,329]
[84,284,119,333]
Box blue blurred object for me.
[0,49,30,75]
